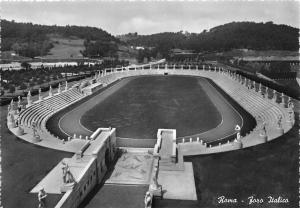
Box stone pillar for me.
[49,85,53,97]
[181,65,183,70]
[209,66,211,70]
[26,91,32,107]
[189,65,191,70]
[158,64,160,70]
[196,65,198,70]
[150,65,152,70]
[173,64,175,70]
[165,64,168,70]
[202,65,205,70]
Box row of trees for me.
[0,59,129,96]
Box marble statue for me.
[277,115,282,129]
[32,121,38,137]
[235,124,241,140]
[62,161,75,184]
[38,188,47,208]
[260,122,267,136]
[144,191,152,208]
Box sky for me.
[1,1,299,35]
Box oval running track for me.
[56,75,245,148]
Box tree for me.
[269,62,291,73]
[21,62,31,70]
[8,85,15,94]
[19,83,27,90]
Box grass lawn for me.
[81,76,221,139]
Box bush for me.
[8,85,15,94]
[19,83,27,90]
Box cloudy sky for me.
[1,1,299,35]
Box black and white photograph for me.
[0,1,299,208]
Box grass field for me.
[41,35,85,59]
[81,76,221,139]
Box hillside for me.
[41,35,85,59]
[2,20,298,62]
[1,19,119,59]
[124,21,299,57]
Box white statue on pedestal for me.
[49,85,53,97]
[62,161,75,184]
[235,124,241,140]
[58,83,61,94]
[144,191,152,208]
[260,122,267,136]
[277,115,282,129]
[27,90,32,106]
[38,188,47,208]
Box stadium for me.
[4,60,297,208]
[1,2,299,208]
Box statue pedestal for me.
[258,134,268,144]
[60,182,75,193]
[258,133,268,143]
[8,122,16,129]
[32,135,41,143]
[286,119,294,128]
[232,139,243,149]
[275,127,284,136]
[149,185,162,199]
[16,126,25,136]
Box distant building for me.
[168,48,200,62]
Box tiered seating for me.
[19,88,85,129]
[208,71,290,139]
